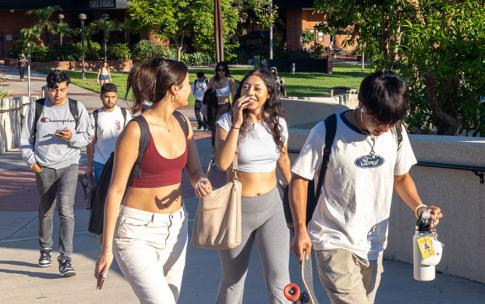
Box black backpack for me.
[282,113,403,225]
[88,112,189,234]
[32,98,79,145]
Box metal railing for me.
[417,161,485,184]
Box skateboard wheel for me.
[284,283,300,302]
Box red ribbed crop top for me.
[129,134,188,188]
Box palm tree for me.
[21,5,61,47]
[89,15,124,62]
[52,17,73,47]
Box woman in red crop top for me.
[95,58,212,303]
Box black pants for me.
[194,100,207,128]
[19,67,26,80]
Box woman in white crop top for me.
[208,62,237,118]
[214,68,292,303]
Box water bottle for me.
[413,209,443,281]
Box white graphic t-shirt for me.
[89,106,131,164]
[291,111,417,260]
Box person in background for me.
[97,61,111,86]
[192,71,209,130]
[270,67,287,97]
[208,62,237,119]
[18,53,28,81]
[20,70,93,277]
[86,83,131,183]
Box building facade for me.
[0,0,129,58]
[275,0,354,53]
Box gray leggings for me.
[216,187,291,304]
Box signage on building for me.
[89,0,115,8]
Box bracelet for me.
[414,204,428,219]
[231,126,240,130]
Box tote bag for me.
[192,156,242,250]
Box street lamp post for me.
[27,43,31,100]
[78,13,87,79]
[101,14,110,64]
[58,13,64,47]
[269,0,273,60]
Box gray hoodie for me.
[20,97,93,169]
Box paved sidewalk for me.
[1,65,485,303]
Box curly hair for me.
[233,68,286,151]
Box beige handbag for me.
[192,156,242,250]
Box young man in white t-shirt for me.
[192,71,208,130]
[86,83,131,182]
[290,71,444,304]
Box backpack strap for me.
[173,111,189,137]
[314,113,337,201]
[92,109,99,140]
[32,98,46,146]
[68,98,79,130]
[33,98,45,136]
[395,123,403,148]
[131,115,151,177]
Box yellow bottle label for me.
[417,236,436,259]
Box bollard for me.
[291,63,295,75]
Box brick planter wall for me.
[4,59,133,72]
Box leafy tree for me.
[51,18,73,46]
[128,0,195,61]
[189,0,239,61]
[233,0,278,29]
[314,0,485,135]
[89,16,124,62]
[128,0,266,62]
[21,5,61,47]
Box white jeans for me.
[114,205,188,304]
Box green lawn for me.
[63,64,370,107]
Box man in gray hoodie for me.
[20,70,93,277]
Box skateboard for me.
[284,250,316,304]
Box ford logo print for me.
[354,155,385,168]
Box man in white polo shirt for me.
[290,71,443,304]
[86,83,131,182]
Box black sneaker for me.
[38,248,52,268]
[58,255,76,278]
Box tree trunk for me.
[424,73,460,135]
[177,46,182,62]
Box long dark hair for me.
[233,68,286,151]
[214,61,231,81]
[127,57,188,113]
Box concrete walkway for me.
[1,65,485,303]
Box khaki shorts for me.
[315,249,384,304]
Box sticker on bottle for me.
[417,236,436,259]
